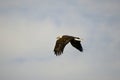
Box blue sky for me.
[0,0,120,80]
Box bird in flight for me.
[54,35,83,56]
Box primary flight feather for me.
[54,35,83,56]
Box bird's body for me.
[54,35,83,56]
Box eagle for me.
[54,35,83,56]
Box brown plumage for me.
[54,35,83,56]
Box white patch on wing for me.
[75,38,84,41]
[75,38,81,41]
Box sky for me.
[0,0,120,80]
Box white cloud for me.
[0,0,120,80]
[76,0,120,16]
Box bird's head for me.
[56,35,62,40]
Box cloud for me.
[0,0,120,80]
[76,0,120,15]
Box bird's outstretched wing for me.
[70,39,83,52]
[54,36,73,56]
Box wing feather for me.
[70,39,83,52]
[54,36,74,56]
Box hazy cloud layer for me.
[0,0,120,80]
